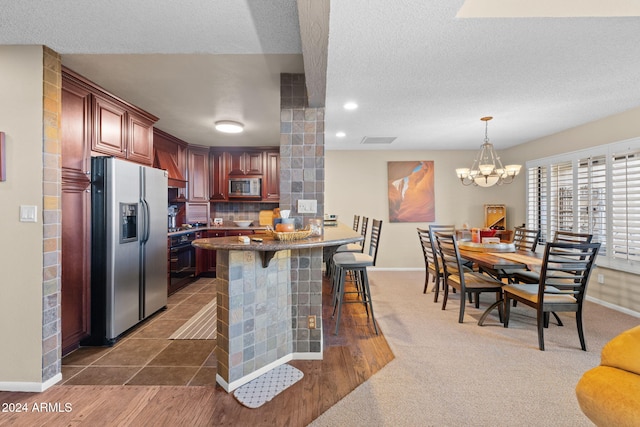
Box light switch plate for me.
[297,199,317,214]
[20,205,38,223]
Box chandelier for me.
[455,116,521,187]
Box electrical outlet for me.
[297,199,317,214]
[597,274,605,284]
[308,315,316,329]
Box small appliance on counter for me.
[324,214,338,226]
[168,205,178,232]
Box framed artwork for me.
[0,132,5,181]
[387,160,435,223]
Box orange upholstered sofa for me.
[575,325,640,426]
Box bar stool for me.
[332,219,383,335]
[328,217,368,283]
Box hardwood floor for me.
[0,275,394,426]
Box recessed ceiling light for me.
[336,131,346,137]
[343,102,358,110]
[215,120,244,133]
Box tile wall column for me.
[42,46,62,381]
[280,74,325,353]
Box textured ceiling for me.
[1,0,640,151]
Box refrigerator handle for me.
[141,198,151,243]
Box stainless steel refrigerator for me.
[84,156,168,345]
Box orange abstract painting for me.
[388,161,435,223]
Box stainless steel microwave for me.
[229,177,261,198]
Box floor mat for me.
[169,298,216,339]
[233,364,304,408]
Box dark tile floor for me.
[61,278,218,387]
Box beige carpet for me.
[169,297,217,340]
[310,270,640,427]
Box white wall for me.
[0,46,45,383]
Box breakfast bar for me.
[192,223,362,392]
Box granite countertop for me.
[168,225,268,237]
[191,222,362,251]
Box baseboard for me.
[368,267,422,271]
[0,373,62,392]
[586,296,640,318]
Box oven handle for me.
[170,243,194,251]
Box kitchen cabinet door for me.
[93,94,127,158]
[187,146,210,202]
[263,151,280,201]
[228,151,263,175]
[209,150,228,200]
[61,76,93,355]
[127,112,154,165]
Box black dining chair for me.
[512,230,592,284]
[503,241,601,350]
[417,228,440,296]
[428,225,456,302]
[479,227,541,284]
[434,232,503,324]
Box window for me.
[526,138,640,273]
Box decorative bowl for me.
[233,220,253,227]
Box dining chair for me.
[417,228,440,296]
[513,227,541,251]
[503,241,601,351]
[479,227,541,284]
[512,230,592,284]
[332,219,383,335]
[428,225,457,302]
[434,232,503,324]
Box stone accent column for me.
[42,46,62,382]
[280,74,324,354]
[214,249,292,390]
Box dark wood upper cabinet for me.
[93,94,127,158]
[228,151,263,175]
[92,96,155,165]
[127,112,155,165]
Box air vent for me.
[360,136,397,145]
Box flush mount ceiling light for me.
[214,120,244,133]
[336,131,346,137]
[343,102,358,110]
[455,116,521,187]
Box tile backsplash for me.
[211,202,279,225]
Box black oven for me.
[169,231,196,292]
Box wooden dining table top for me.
[459,248,543,271]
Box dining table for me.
[458,244,544,325]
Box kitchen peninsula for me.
[192,223,362,392]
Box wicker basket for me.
[265,227,313,241]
